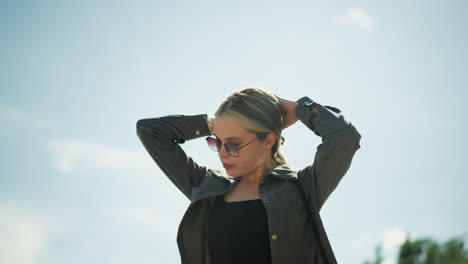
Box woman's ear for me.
[265,132,277,149]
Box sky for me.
[1,0,467,263]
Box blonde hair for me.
[209,88,287,166]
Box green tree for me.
[398,236,432,264]
[363,232,468,264]
[429,237,468,264]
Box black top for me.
[207,194,272,264]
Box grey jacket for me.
[136,96,362,264]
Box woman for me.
[136,88,362,264]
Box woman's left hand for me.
[278,97,299,130]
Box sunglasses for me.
[205,136,257,157]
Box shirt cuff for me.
[295,96,320,136]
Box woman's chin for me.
[226,172,238,177]
[225,170,241,177]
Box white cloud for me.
[46,139,154,173]
[108,206,177,238]
[354,227,413,264]
[0,105,157,173]
[381,226,408,250]
[382,258,396,264]
[336,7,375,32]
[0,203,55,264]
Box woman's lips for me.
[223,163,234,169]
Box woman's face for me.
[211,116,273,177]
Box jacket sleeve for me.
[136,114,212,200]
[295,96,362,212]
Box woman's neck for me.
[241,158,277,185]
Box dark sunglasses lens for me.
[206,137,219,152]
[225,143,239,157]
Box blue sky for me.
[1,1,467,263]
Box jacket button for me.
[260,180,265,184]
[271,234,278,240]
[195,130,200,136]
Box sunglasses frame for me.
[205,136,257,157]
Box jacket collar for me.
[266,164,298,180]
[191,164,298,205]
[226,164,298,183]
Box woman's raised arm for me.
[136,114,211,200]
[288,96,362,212]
